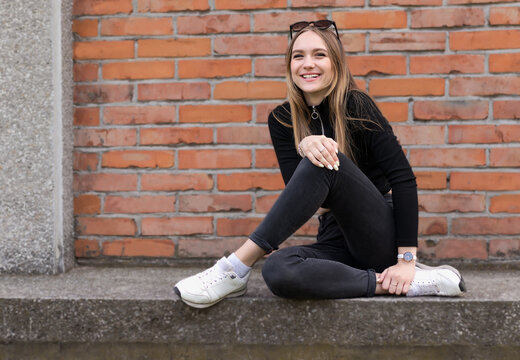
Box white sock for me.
[227,253,251,278]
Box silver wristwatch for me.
[397,252,417,262]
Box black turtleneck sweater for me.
[267,90,418,247]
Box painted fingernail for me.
[335,161,340,167]
[333,165,339,171]
[327,165,333,170]
[318,163,324,168]
[336,149,339,154]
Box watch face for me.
[404,252,414,262]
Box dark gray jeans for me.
[249,153,397,299]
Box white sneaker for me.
[407,263,466,297]
[173,257,250,308]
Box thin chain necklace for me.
[311,106,325,135]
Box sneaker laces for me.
[410,279,440,296]
[197,265,235,289]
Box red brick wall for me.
[72,0,520,262]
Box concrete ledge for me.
[1,265,519,358]
[1,343,520,360]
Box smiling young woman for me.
[173,20,466,308]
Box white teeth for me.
[302,74,319,79]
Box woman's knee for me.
[296,152,354,176]
[262,250,301,297]
[295,156,319,175]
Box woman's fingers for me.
[395,281,405,296]
[323,138,339,163]
[382,273,392,291]
[313,137,339,170]
[314,148,335,170]
[300,136,340,170]
[319,147,338,170]
[380,264,415,295]
[402,281,411,295]
[383,273,402,294]
[389,277,411,295]
[320,137,339,166]
[379,268,388,284]
[388,278,401,294]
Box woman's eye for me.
[315,53,326,57]
[292,54,303,59]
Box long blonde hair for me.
[281,26,373,161]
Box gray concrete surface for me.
[0,1,74,274]
[0,265,519,356]
[1,343,519,360]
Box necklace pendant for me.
[310,106,325,135]
[311,106,319,120]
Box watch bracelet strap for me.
[397,253,417,260]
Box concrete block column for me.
[0,0,74,274]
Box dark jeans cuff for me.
[366,269,377,297]
[249,232,275,254]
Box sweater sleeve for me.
[349,92,419,247]
[267,106,301,186]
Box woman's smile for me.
[301,73,321,81]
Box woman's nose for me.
[303,55,314,68]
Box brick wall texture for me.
[72,0,520,262]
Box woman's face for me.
[290,31,333,106]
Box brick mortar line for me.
[79,191,266,196]
[72,29,520,46]
[71,145,520,153]
[73,123,271,129]
[85,190,272,198]
[73,168,282,173]
[72,3,520,20]
[174,97,180,124]
[441,213,520,218]
[71,95,514,106]
[75,194,282,202]
[77,234,317,239]
[71,55,520,72]
[73,48,520,56]
[417,167,520,171]
[77,166,280,172]
[417,236,516,239]
[417,189,488,194]
[72,103,519,114]
[72,130,518,143]
[403,144,520,149]
[72,141,520,147]
[212,125,217,144]
[73,72,520,83]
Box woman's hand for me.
[298,135,339,170]
[379,262,416,296]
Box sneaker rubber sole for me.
[173,285,248,309]
[415,262,467,293]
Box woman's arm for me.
[349,91,418,248]
[349,92,419,295]
[267,108,301,185]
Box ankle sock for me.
[227,253,251,278]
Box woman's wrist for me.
[397,246,417,265]
[297,141,305,157]
[397,246,417,255]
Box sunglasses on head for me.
[289,20,339,40]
